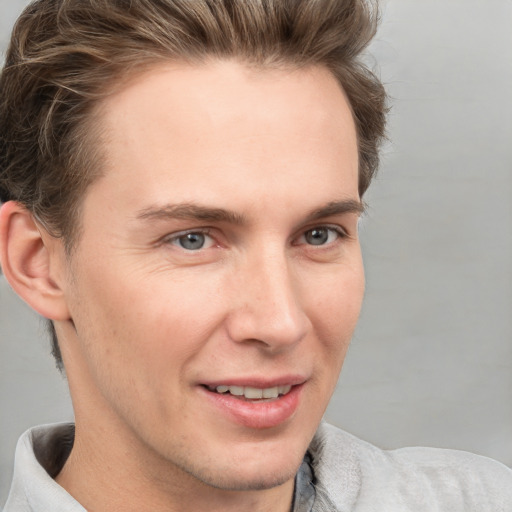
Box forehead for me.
[89,60,359,217]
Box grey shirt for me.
[4,422,512,511]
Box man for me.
[0,0,511,511]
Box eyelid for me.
[161,227,215,247]
[293,224,349,246]
[157,223,351,251]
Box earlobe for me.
[0,201,71,321]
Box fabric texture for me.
[4,422,512,511]
[306,423,512,511]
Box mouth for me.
[204,384,293,402]
[199,379,304,429]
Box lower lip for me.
[199,384,304,430]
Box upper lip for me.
[200,375,307,389]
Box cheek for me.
[66,267,229,428]
[85,268,227,374]
[312,260,364,330]
[306,261,364,369]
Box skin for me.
[0,60,364,512]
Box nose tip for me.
[225,258,310,351]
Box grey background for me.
[1,0,511,505]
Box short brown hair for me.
[0,0,387,370]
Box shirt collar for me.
[4,423,85,512]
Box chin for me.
[190,462,300,492]
[174,442,305,492]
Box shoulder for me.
[309,422,512,511]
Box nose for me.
[224,248,310,352]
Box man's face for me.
[58,60,364,491]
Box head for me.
[0,0,386,371]
[0,0,386,501]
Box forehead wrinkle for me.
[134,202,247,225]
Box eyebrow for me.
[135,203,247,225]
[303,199,366,223]
[134,198,364,225]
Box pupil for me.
[180,233,205,250]
[306,228,328,245]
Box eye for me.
[168,231,215,251]
[299,226,345,246]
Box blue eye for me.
[305,228,329,245]
[170,231,214,251]
[302,227,344,246]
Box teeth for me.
[229,386,244,396]
[278,385,292,395]
[262,387,278,399]
[244,387,263,399]
[214,384,292,399]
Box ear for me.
[0,201,71,321]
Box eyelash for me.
[163,228,215,250]
[296,225,348,247]
[162,225,348,252]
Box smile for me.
[207,384,293,400]
[201,381,304,429]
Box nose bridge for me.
[226,244,309,350]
